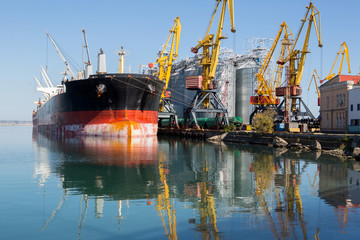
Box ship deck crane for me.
[46,32,77,80]
[185,0,235,128]
[321,41,351,84]
[275,2,322,126]
[82,29,93,79]
[150,17,181,128]
[249,22,293,123]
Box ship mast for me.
[117,46,126,73]
[46,31,77,80]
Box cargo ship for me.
[33,31,164,137]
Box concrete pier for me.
[158,128,360,150]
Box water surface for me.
[0,126,359,239]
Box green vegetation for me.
[224,123,237,132]
[338,143,346,150]
[252,110,276,134]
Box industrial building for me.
[348,86,360,133]
[319,75,360,133]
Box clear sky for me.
[0,0,359,121]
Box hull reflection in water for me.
[33,130,160,200]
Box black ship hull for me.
[33,73,165,137]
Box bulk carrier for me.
[32,31,164,137]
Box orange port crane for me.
[185,0,235,128]
[249,22,293,123]
[320,41,351,84]
[275,2,322,123]
[150,17,181,127]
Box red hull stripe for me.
[34,110,160,137]
[39,109,159,125]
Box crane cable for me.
[320,47,323,79]
[124,74,205,107]
[111,76,195,108]
[127,76,194,106]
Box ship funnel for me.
[85,64,93,78]
[97,48,107,74]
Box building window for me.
[343,94,346,106]
[351,119,360,126]
[327,96,329,108]
[338,94,344,107]
[341,116,343,128]
[340,94,343,106]
[358,104,360,111]
[337,95,339,107]
[351,104,353,111]
[327,114,329,128]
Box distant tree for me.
[252,109,276,134]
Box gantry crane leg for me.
[185,90,229,128]
[158,98,179,128]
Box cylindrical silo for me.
[235,68,257,124]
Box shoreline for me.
[0,124,32,126]
[158,128,360,160]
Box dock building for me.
[319,75,360,133]
[348,86,360,133]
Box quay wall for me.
[158,128,360,150]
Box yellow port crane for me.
[275,2,322,124]
[156,150,178,240]
[308,69,321,106]
[321,41,351,84]
[150,17,181,127]
[249,22,293,123]
[188,155,220,239]
[185,0,235,128]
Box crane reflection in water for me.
[32,129,360,239]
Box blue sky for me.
[0,0,359,121]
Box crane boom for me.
[191,0,235,90]
[308,69,321,106]
[272,2,322,127]
[185,0,235,128]
[251,22,293,106]
[40,65,54,87]
[322,41,351,83]
[151,17,181,127]
[82,29,91,66]
[152,17,181,95]
[288,2,322,87]
[46,31,77,80]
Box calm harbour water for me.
[0,125,359,240]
